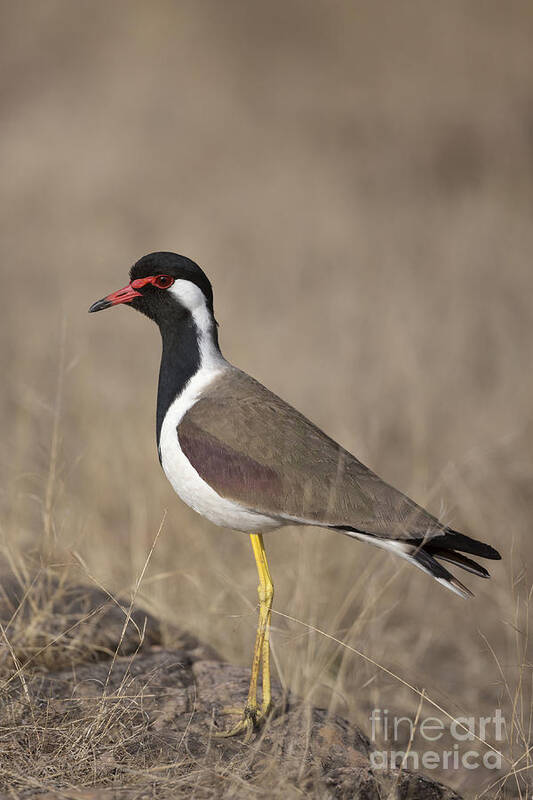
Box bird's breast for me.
[158,366,281,533]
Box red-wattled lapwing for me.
[89,251,501,738]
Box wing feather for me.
[177,367,448,543]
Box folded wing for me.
[178,367,456,545]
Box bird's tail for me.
[398,543,475,599]
[340,528,501,600]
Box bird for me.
[89,251,501,739]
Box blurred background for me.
[1,1,532,794]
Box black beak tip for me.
[89,298,111,313]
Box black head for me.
[90,252,222,447]
[89,251,215,328]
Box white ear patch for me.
[168,279,225,370]
[168,279,206,312]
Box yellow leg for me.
[215,533,274,740]
[255,535,273,714]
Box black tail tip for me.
[442,529,501,561]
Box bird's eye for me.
[153,275,174,289]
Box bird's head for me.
[89,251,215,331]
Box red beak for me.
[89,282,142,313]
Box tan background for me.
[1,1,532,794]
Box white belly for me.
[159,366,281,533]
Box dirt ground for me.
[0,572,467,798]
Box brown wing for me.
[177,367,447,541]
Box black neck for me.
[155,314,220,452]
[156,316,200,452]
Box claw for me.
[214,703,272,741]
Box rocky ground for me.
[0,573,462,799]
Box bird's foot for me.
[214,703,272,742]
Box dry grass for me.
[1,1,533,796]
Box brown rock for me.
[0,577,461,799]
